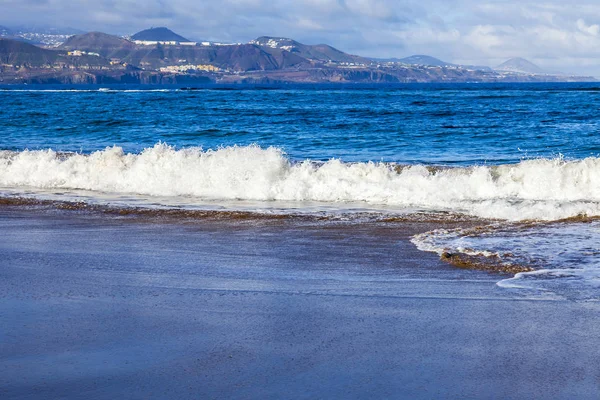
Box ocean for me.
[1,82,600,301]
[4,83,600,398]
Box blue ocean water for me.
[2,83,600,298]
[2,83,600,165]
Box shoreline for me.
[0,196,575,277]
[2,207,600,399]
[0,196,582,276]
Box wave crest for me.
[1,143,600,221]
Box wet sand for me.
[1,208,600,399]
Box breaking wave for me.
[1,143,600,221]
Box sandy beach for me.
[1,207,599,399]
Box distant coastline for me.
[0,27,596,84]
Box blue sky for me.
[3,0,600,76]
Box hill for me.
[212,44,309,71]
[495,57,545,74]
[1,30,595,84]
[393,54,491,72]
[60,33,311,71]
[399,55,450,67]
[60,32,135,58]
[61,32,134,49]
[0,38,59,65]
[132,27,190,42]
[250,36,370,64]
[121,43,309,72]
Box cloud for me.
[577,18,600,36]
[3,0,600,75]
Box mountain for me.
[399,55,450,67]
[0,37,113,70]
[60,32,135,58]
[0,38,60,65]
[61,32,134,49]
[495,58,545,74]
[1,31,595,84]
[60,33,310,71]
[207,44,307,71]
[145,44,309,71]
[392,54,491,72]
[132,27,190,42]
[250,36,370,64]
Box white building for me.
[133,40,195,46]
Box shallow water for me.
[1,83,600,298]
[412,220,600,300]
[3,210,600,399]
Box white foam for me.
[1,143,600,221]
[413,221,600,300]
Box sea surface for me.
[2,82,600,299]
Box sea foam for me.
[1,143,600,221]
[412,220,600,299]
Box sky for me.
[3,0,600,76]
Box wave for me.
[1,144,600,221]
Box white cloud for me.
[3,0,600,75]
[577,19,600,36]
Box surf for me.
[1,143,600,221]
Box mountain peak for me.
[131,27,190,42]
[495,57,545,74]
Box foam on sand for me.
[412,220,600,299]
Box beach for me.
[2,84,600,399]
[2,206,600,399]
